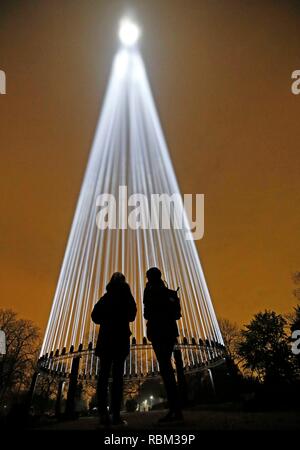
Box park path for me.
[34,408,300,430]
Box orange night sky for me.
[0,0,300,335]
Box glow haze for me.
[0,1,299,333]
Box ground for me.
[32,405,300,430]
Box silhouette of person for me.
[91,272,136,426]
[143,267,183,423]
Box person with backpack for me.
[91,272,136,426]
[143,267,183,423]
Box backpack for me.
[145,286,181,342]
[166,287,181,320]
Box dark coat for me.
[91,282,137,357]
[143,281,181,344]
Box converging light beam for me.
[40,19,224,378]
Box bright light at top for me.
[119,18,140,47]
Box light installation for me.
[39,19,224,380]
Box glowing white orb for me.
[119,19,140,47]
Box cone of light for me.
[40,19,223,377]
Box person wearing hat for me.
[92,272,136,426]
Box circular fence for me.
[38,339,226,381]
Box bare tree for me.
[292,271,300,300]
[0,309,40,406]
[123,379,140,401]
[219,318,240,360]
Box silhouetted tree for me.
[0,309,40,407]
[237,310,295,383]
[291,305,300,332]
[292,271,300,301]
[33,373,57,414]
[219,318,240,360]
